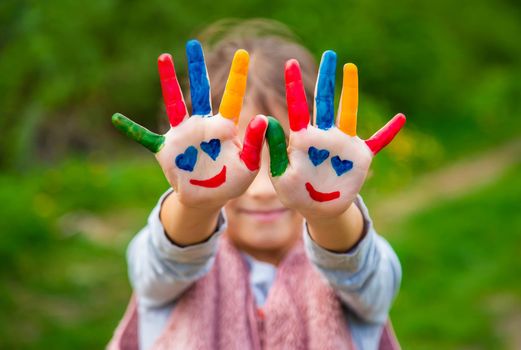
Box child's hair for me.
[188,18,318,121]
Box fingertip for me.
[241,114,269,171]
[111,112,125,126]
[285,59,301,81]
[343,63,358,78]
[266,115,279,127]
[233,49,249,74]
[158,53,172,64]
[246,114,269,137]
[319,50,337,75]
[396,113,407,122]
[256,113,268,122]
[251,114,269,131]
[393,113,407,128]
[186,39,204,62]
[158,53,175,76]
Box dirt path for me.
[374,137,521,225]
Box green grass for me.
[0,157,166,349]
[389,164,521,349]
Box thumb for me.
[239,114,268,171]
[265,116,289,177]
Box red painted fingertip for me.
[158,54,175,76]
[158,53,187,127]
[285,59,310,132]
[365,113,406,155]
[240,115,268,171]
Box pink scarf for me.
[109,236,399,349]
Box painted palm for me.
[266,51,406,218]
[112,40,267,208]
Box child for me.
[109,19,405,350]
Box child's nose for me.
[245,150,277,201]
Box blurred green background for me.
[1,0,520,348]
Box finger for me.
[219,49,249,124]
[158,53,188,127]
[365,113,406,155]
[186,39,211,116]
[314,50,337,130]
[337,63,358,136]
[240,114,268,171]
[112,113,165,153]
[285,59,310,132]
[265,117,289,177]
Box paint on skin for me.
[315,51,337,130]
[338,63,358,136]
[112,113,165,153]
[186,40,211,116]
[365,113,407,155]
[190,166,227,188]
[200,139,221,161]
[308,146,330,166]
[305,182,340,202]
[266,117,289,177]
[158,53,187,127]
[331,156,353,176]
[175,146,198,172]
[285,59,310,132]
[219,50,249,124]
[240,115,268,171]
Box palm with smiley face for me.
[266,51,406,218]
[112,40,268,209]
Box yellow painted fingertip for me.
[219,50,250,124]
[338,63,358,136]
[233,49,249,75]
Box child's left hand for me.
[266,51,406,220]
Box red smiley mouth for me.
[190,166,227,188]
[305,182,340,202]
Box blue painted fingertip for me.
[331,155,353,176]
[175,145,198,172]
[308,146,330,166]
[200,138,221,161]
[315,50,337,130]
[186,39,211,116]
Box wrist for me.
[160,191,223,246]
[305,201,364,252]
[300,198,356,222]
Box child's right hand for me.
[112,40,268,211]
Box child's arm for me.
[159,190,221,246]
[126,188,227,308]
[266,52,405,322]
[113,40,268,306]
[304,196,401,324]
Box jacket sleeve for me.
[127,188,227,308]
[303,195,402,324]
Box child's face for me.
[224,101,303,264]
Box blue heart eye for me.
[200,139,221,161]
[175,146,198,172]
[331,156,353,176]
[308,146,330,166]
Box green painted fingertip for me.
[112,113,165,153]
[265,116,289,177]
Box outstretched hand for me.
[112,40,268,210]
[266,51,406,219]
